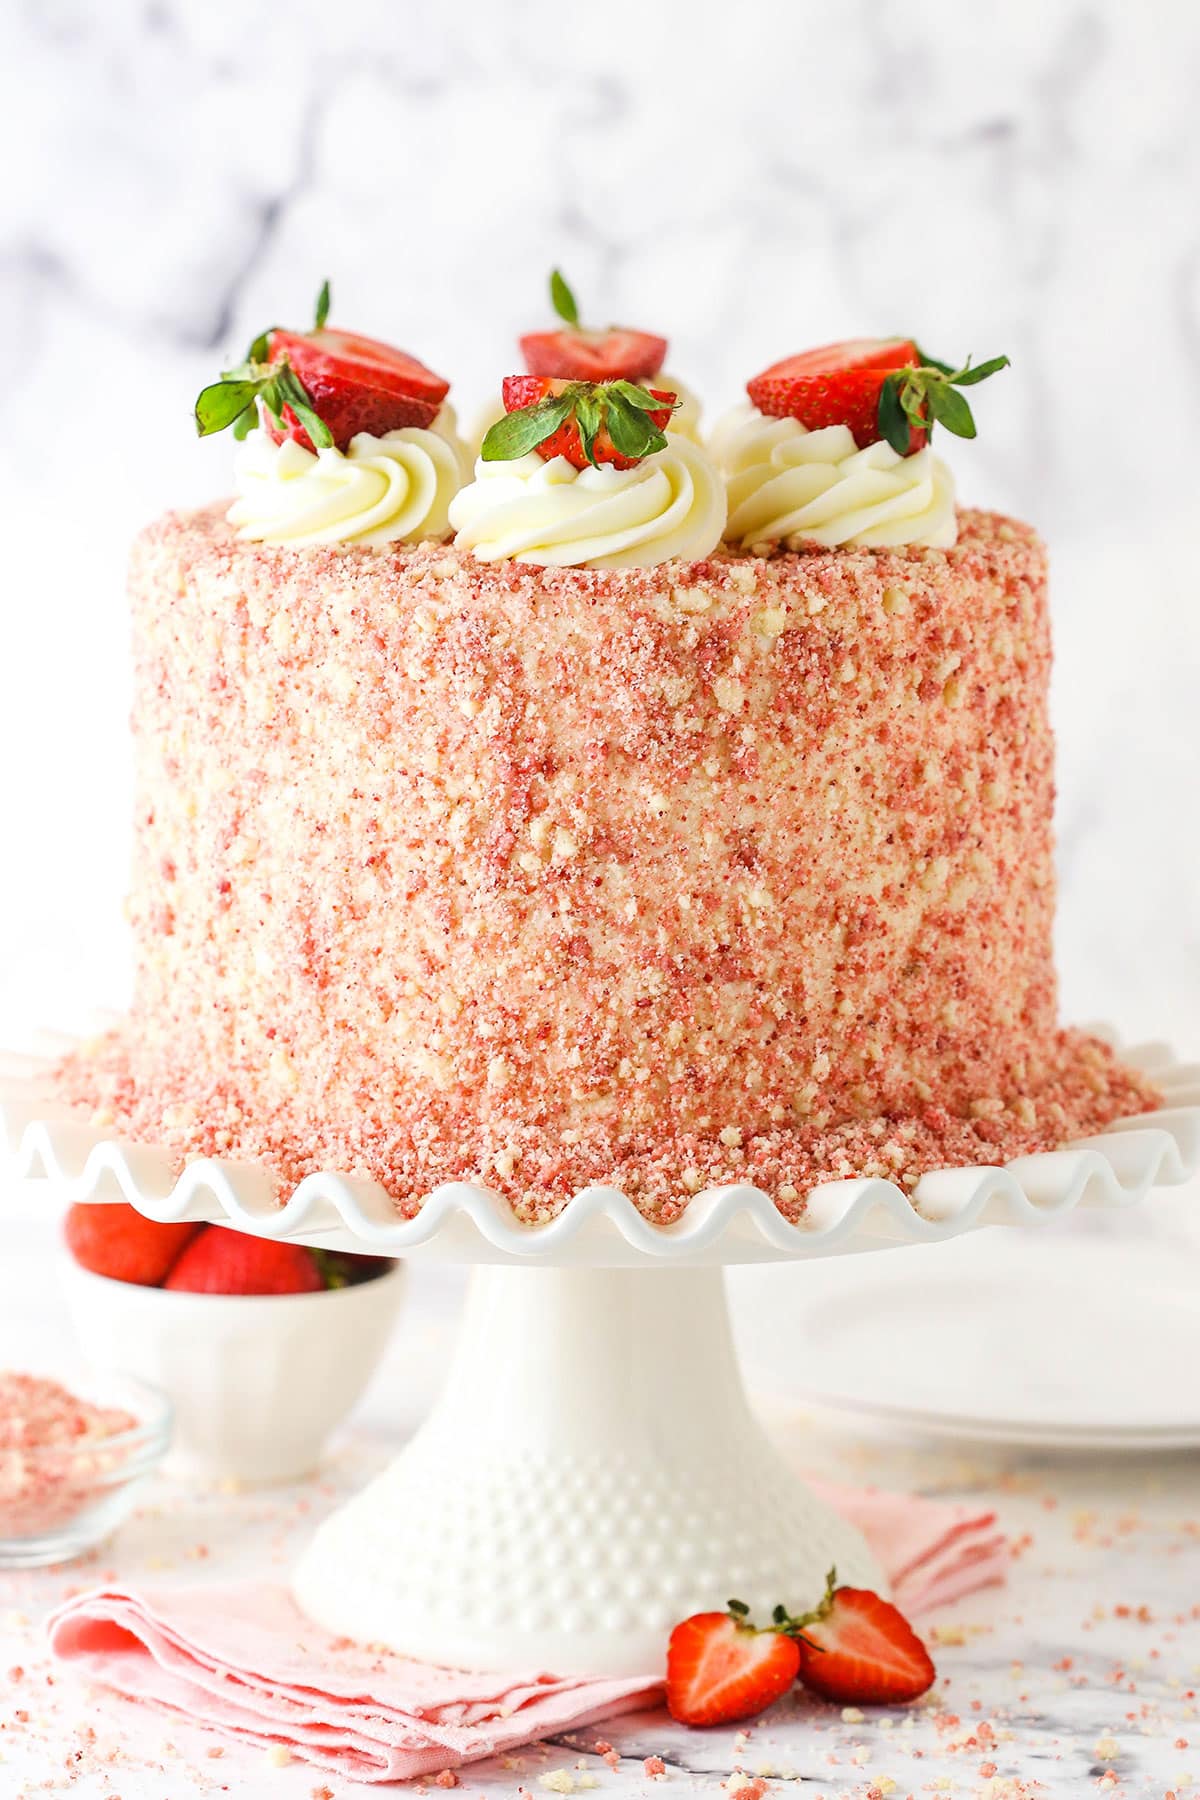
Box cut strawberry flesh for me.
[795,1587,935,1705]
[666,1614,801,1727]
[266,327,450,452]
[747,338,922,450]
[754,338,918,383]
[520,326,668,383]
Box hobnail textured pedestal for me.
[292,1264,883,1677]
[5,1027,1198,1674]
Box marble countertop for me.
[1,0,1198,1056]
[2,1209,1197,1800]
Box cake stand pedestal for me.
[293,1262,883,1676]
[4,1030,1197,1676]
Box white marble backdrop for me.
[0,0,1197,1048]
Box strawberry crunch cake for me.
[58,279,1158,1223]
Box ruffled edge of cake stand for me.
[2,1029,1197,1264]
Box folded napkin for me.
[808,1479,1010,1613]
[48,1485,1006,1784]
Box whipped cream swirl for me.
[227,421,470,548]
[711,404,957,550]
[448,437,727,570]
[654,372,702,442]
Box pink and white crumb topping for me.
[0,1373,138,1537]
[54,504,1160,1225]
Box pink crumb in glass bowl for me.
[0,1369,172,1565]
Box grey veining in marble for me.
[0,0,1197,1051]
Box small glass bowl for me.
[0,1368,173,1568]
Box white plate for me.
[729,1213,1200,1449]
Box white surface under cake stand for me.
[3,1031,1198,1677]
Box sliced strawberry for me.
[498,375,675,471]
[266,327,450,453]
[64,1203,202,1287]
[520,326,668,383]
[667,1611,801,1727]
[163,1226,324,1296]
[518,268,667,382]
[794,1584,936,1705]
[747,338,923,450]
[194,282,452,451]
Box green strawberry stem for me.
[482,379,678,467]
[549,268,579,326]
[877,352,1009,455]
[194,280,335,445]
[726,1567,840,1646]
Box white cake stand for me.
[3,1030,1197,1677]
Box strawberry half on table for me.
[790,1571,937,1706]
[193,279,450,454]
[666,1570,935,1727]
[747,338,1009,456]
[519,268,668,383]
[483,376,677,471]
[666,1609,803,1727]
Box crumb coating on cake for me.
[56,506,1158,1221]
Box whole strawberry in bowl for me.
[60,1205,402,1485]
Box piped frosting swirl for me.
[227,417,470,548]
[711,404,957,550]
[449,437,727,569]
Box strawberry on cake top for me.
[54,292,1159,1223]
[465,269,704,454]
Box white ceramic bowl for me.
[59,1256,404,1484]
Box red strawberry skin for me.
[163,1227,325,1297]
[501,375,676,472]
[794,1587,936,1705]
[666,1613,801,1727]
[267,327,450,453]
[747,338,923,451]
[64,1203,202,1287]
[520,326,667,382]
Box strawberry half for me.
[266,327,449,452]
[519,267,667,382]
[193,280,450,454]
[747,339,922,449]
[666,1611,802,1728]
[792,1575,936,1706]
[521,326,668,382]
[164,1226,325,1296]
[489,376,676,471]
[64,1203,202,1288]
[746,338,1011,457]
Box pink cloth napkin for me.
[47,1485,1006,1784]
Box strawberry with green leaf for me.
[787,1569,937,1706]
[194,280,450,455]
[666,1568,936,1727]
[483,375,678,471]
[747,338,1008,456]
[519,269,668,383]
